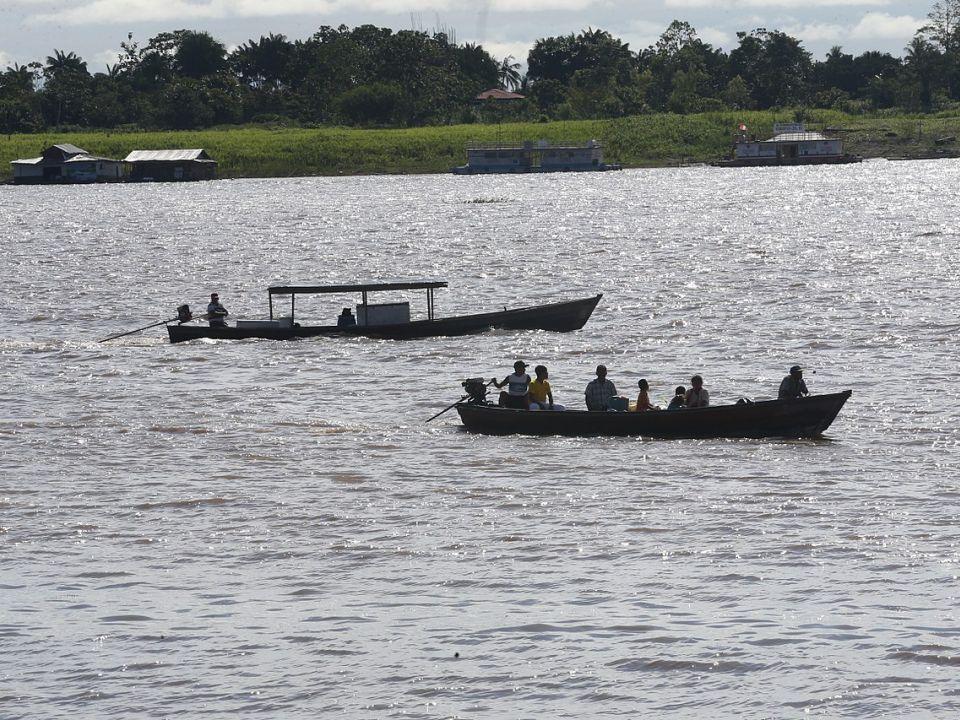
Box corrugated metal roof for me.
[51,143,87,155]
[10,157,43,166]
[123,149,213,162]
[64,153,120,163]
[768,131,830,142]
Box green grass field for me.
[4,110,960,180]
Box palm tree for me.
[498,55,522,91]
[44,50,88,78]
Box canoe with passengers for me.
[167,281,602,343]
[454,390,852,439]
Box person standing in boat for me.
[493,361,531,409]
[684,375,710,408]
[207,293,228,327]
[585,365,618,411]
[778,365,809,399]
[529,365,564,410]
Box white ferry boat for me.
[452,139,622,174]
[715,122,862,167]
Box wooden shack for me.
[10,144,123,184]
[124,149,218,182]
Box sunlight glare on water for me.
[2,160,960,718]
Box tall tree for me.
[729,29,812,107]
[919,0,960,97]
[498,55,522,91]
[41,49,91,125]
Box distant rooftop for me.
[476,88,525,101]
[123,149,214,162]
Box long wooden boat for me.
[167,281,601,343]
[455,391,852,439]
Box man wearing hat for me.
[492,360,531,409]
[207,292,229,327]
[778,365,809,399]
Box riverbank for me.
[3,110,960,179]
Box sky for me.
[0,0,939,74]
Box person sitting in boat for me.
[585,365,618,411]
[529,365,564,411]
[492,361,531,410]
[667,386,686,410]
[207,293,228,327]
[337,307,356,328]
[778,365,809,399]
[634,378,659,411]
[684,375,710,408]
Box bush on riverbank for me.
[4,110,960,180]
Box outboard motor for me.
[177,304,193,323]
[461,377,490,405]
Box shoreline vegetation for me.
[4,110,960,180]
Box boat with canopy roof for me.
[166,281,602,343]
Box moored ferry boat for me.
[715,122,862,167]
[452,139,622,174]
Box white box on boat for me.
[357,302,410,326]
[236,317,293,329]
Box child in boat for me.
[528,365,564,410]
[667,386,686,410]
[635,378,659,411]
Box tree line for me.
[2,1,959,134]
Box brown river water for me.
[2,162,959,717]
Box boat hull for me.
[714,155,862,168]
[455,391,852,439]
[167,294,602,343]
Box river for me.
[2,161,959,718]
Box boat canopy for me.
[268,281,447,295]
[267,281,448,322]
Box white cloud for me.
[0,50,12,68]
[489,0,596,8]
[666,0,888,6]
[850,11,925,39]
[697,26,732,48]
[475,39,534,67]
[28,0,453,25]
[785,21,845,44]
[26,0,610,26]
[92,47,123,68]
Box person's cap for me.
[790,365,802,374]
[514,360,527,369]
[211,293,218,299]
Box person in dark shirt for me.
[337,307,356,327]
[667,386,686,410]
[207,293,228,327]
[778,365,810,399]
